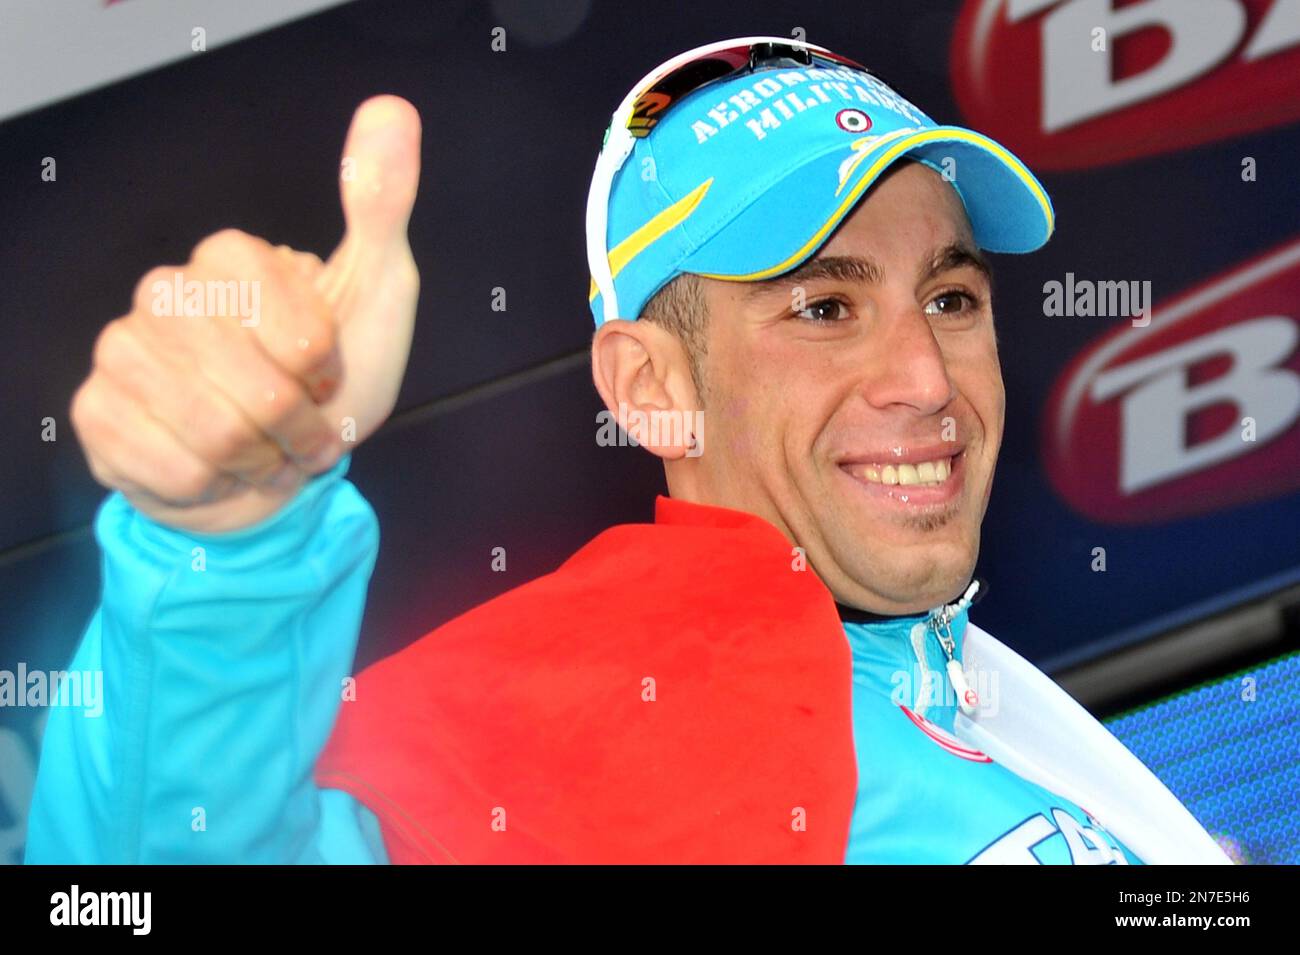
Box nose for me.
[859,306,955,415]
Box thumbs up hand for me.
[70,96,423,533]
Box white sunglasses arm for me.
[584,36,836,324]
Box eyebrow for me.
[742,241,993,301]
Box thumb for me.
[314,95,422,445]
[332,94,422,254]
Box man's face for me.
[688,161,1004,614]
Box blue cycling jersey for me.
[23,456,1139,865]
[843,615,1140,864]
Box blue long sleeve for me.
[24,454,389,864]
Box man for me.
[25,37,1230,864]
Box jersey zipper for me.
[925,580,981,717]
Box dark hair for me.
[639,272,709,401]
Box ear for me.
[591,318,702,461]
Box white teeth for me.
[857,456,954,486]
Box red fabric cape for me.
[315,496,858,863]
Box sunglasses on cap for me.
[585,36,893,324]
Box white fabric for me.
[955,622,1233,865]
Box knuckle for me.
[68,380,96,434]
[132,267,178,315]
[69,377,111,437]
[192,228,253,264]
[274,245,323,272]
[91,319,131,370]
[191,229,275,280]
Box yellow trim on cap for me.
[589,178,713,303]
[697,129,1054,283]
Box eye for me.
[923,289,979,317]
[795,297,851,323]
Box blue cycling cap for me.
[586,37,1054,326]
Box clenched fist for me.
[70,95,422,533]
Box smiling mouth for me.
[856,454,956,487]
[835,449,967,508]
